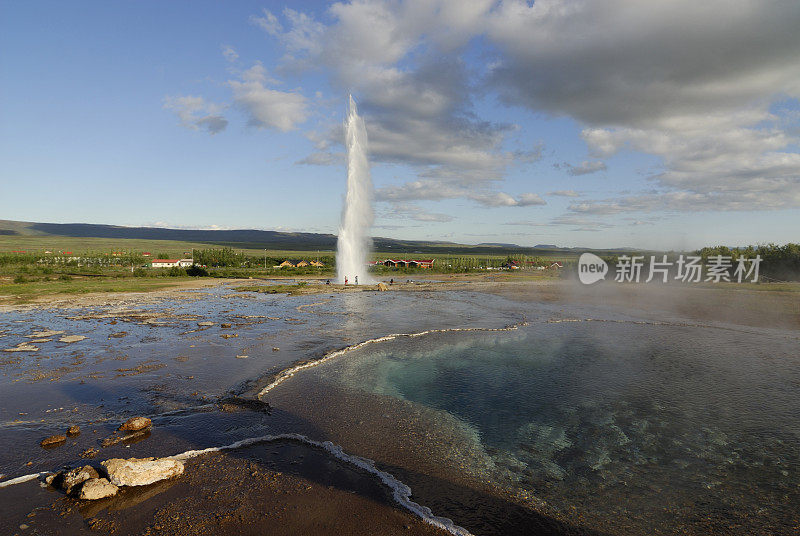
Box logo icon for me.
[578,252,608,285]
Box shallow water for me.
[274,319,800,535]
[0,284,524,477]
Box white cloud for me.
[469,192,546,207]
[256,2,527,207]
[228,63,309,131]
[485,0,800,212]
[548,190,582,198]
[375,180,545,208]
[296,152,344,166]
[188,1,800,218]
[221,45,239,63]
[550,214,613,231]
[384,202,454,222]
[250,9,283,36]
[163,95,228,134]
[558,160,606,176]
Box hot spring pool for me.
[273,319,800,535]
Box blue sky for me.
[1,0,799,249]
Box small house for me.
[151,259,181,268]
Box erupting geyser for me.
[336,96,373,284]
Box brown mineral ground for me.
[0,440,450,536]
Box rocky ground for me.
[0,441,450,536]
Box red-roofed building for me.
[370,259,435,268]
[151,259,193,268]
[151,259,181,268]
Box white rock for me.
[102,457,184,487]
[28,330,64,338]
[59,335,87,343]
[197,321,215,327]
[79,478,119,500]
[3,345,38,352]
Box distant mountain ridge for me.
[0,219,637,255]
[0,219,538,254]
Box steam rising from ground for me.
[336,96,373,284]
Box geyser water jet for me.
[336,96,373,284]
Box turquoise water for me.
[318,320,800,534]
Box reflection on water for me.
[309,321,800,534]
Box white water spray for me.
[336,95,373,284]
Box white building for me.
[151,259,180,268]
[151,258,195,268]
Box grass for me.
[0,235,579,262]
[0,235,337,259]
[235,283,309,295]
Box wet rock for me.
[272,347,280,352]
[40,435,66,448]
[4,345,39,352]
[220,333,238,339]
[102,457,184,487]
[221,323,232,328]
[517,422,571,457]
[235,355,248,359]
[108,332,128,339]
[79,478,118,500]
[28,338,52,343]
[118,416,151,432]
[377,282,388,291]
[197,321,214,327]
[60,465,100,494]
[67,425,81,436]
[102,428,151,447]
[218,397,271,414]
[59,335,87,343]
[28,330,64,338]
[81,447,99,458]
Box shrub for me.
[186,265,209,277]
[167,267,186,277]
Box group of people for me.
[326,276,360,285]
[323,276,405,285]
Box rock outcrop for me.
[60,465,100,494]
[118,416,151,432]
[102,457,184,487]
[79,478,119,500]
[40,435,66,447]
